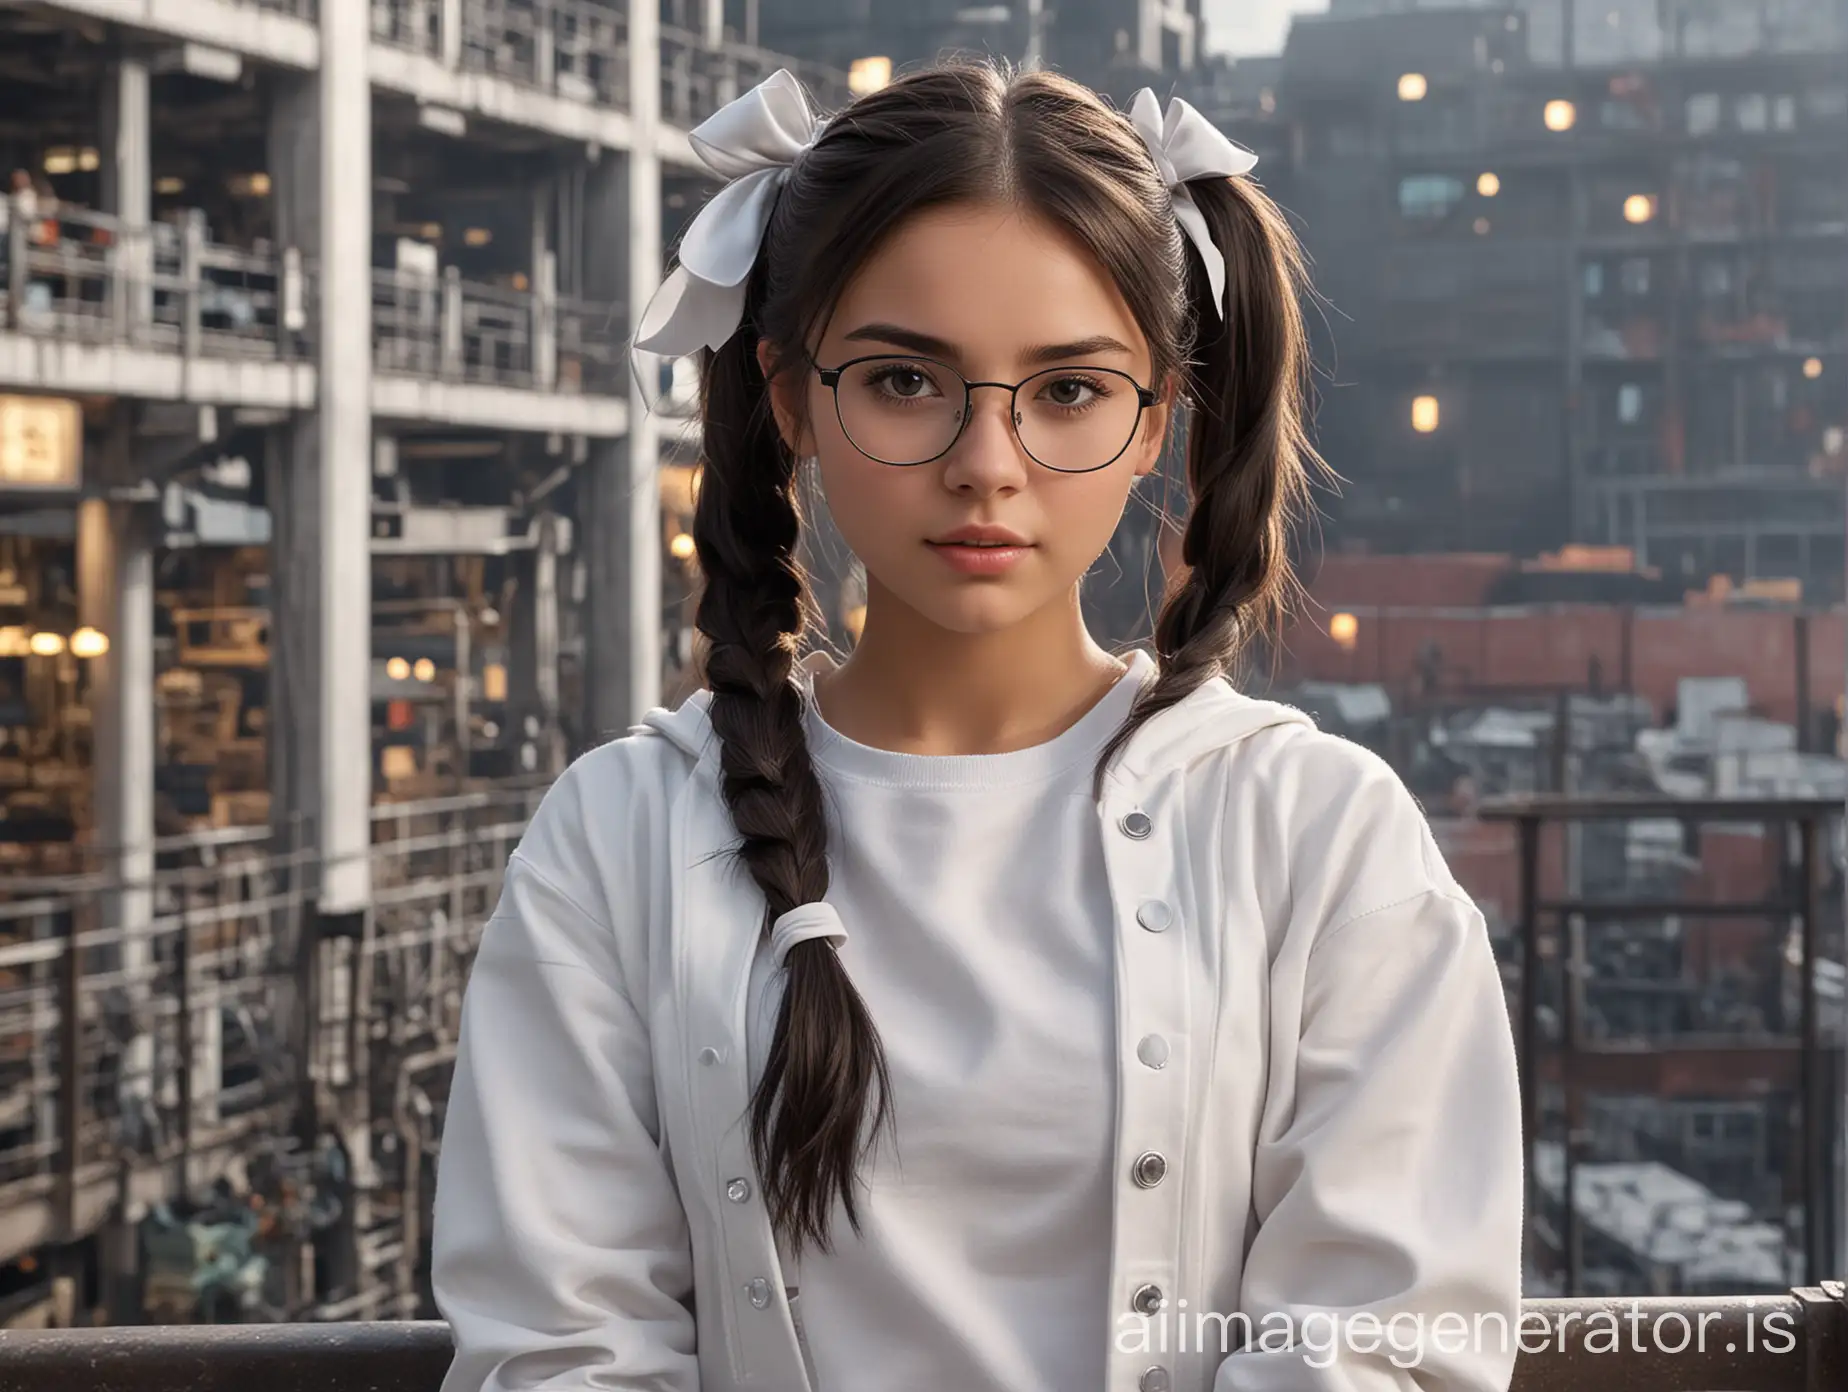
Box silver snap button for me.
[1130,1282,1164,1316]
[1132,1151,1168,1188]
[1140,1367,1171,1392]
[1136,1034,1170,1069]
[1136,900,1173,933]
[745,1277,772,1309]
[698,1047,721,1066]
[1119,810,1153,839]
[726,1177,752,1203]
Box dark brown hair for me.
[686,59,1317,1255]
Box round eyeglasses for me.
[814,355,1159,474]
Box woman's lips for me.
[924,539,1034,575]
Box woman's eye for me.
[865,363,942,399]
[1043,377,1100,407]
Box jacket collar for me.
[633,648,1316,789]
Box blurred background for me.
[0,0,1842,1337]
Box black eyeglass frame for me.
[813,354,1160,474]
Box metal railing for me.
[461,0,627,105]
[0,829,303,1201]
[1479,795,1847,1294]
[372,267,622,393]
[659,23,855,129]
[0,782,545,1260]
[369,0,853,123]
[1,200,311,363]
[373,0,630,107]
[553,293,624,394]
[372,0,445,55]
[0,1286,1841,1391]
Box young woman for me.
[431,61,1524,1392]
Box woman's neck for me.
[811,583,1128,756]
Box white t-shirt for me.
[777,651,1154,1391]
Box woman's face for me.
[762,203,1170,638]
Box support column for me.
[99,53,151,333]
[531,186,556,390]
[534,518,562,771]
[76,495,156,1152]
[580,11,662,746]
[76,496,155,936]
[319,0,373,914]
[510,516,565,777]
[268,0,373,913]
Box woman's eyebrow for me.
[840,322,1135,365]
[841,322,959,357]
[1020,334,1135,365]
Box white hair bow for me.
[633,71,1258,357]
[1125,89,1259,319]
[634,68,825,358]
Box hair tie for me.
[769,901,848,969]
[1124,89,1259,320]
[634,69,826,359]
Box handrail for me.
[2,199,310,362]
[371,266,622,392]
[0,196,623,390]
[1476,794,1845,1292]
[0,784,543,1214]
[658,22,854,128]
[0,1287,1841,1391]
[372,0,629,107]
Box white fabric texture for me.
[430,659,1525,1392]
[764,654,1148,1391]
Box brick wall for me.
[1281,603,1845,727]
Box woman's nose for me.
[940,388,1031,492]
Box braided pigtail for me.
[696,318,893,1256]
[1096,173,1320,791]
[653,56,1311,1246]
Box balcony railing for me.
[369,0,853,126]
[0,1286,1841,1390]
[371,267,622,394]
[0,784,544,1259]
[659,24,855,128]
[373,0,631,107]
[1479,794,1846,1293]
[1,201,312,363]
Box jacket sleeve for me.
[1216,774,1524,1391]
[431,769,698,1391]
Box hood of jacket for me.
[633,650,1316,787]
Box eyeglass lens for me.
[830,357,1145,472]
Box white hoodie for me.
[431,666,1524,1392]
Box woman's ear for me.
[756,339,813,456]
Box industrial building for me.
[1209,4,1848,1286]
[1205,0,1848,599]
[758,0,1205,99]
[0,0,858,1327]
